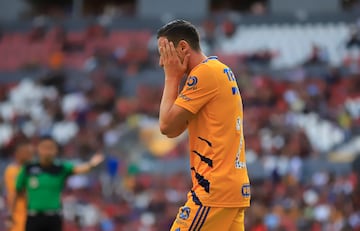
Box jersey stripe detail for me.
[188,205,203,231]
[191,167,210,193]
[191,206,208,231]
[196,207,211,231]
[197,137,212,147]
[191,190,202,206]
[192,150,213,168]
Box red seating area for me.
[0,28,152,71]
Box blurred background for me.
[0,0,360,230]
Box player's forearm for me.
[159,77,181,135]
[5,182,14,212]
[6,192,18,227]
[74,153,104,174]
[4,173,15,212]
[9,192,19,215]
[6,195,14,214]
[73,162,94,174]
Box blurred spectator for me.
[250,2,267,15]
[47,25,67,43]
[201,19,217,53]
[53,28,85,53]
[245,49,273,67]
[86,24,108,40]
[99,213,115,231]
[28,19,46,43]
[222,19,237,39]
[346,26,360,49]
[303,45,329,66]
[49,48,65,70]
[100,155,121,199]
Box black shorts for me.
[26,213,62,231]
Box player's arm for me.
[159,78,193,138]
[4,167,16,212]
[4,167,17,226]
[6,192,18,228]
[159,39,192,138]
[10,192,21,215]
[72,152,104,174]
[10,167,27,219]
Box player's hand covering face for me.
[158,37,190,80]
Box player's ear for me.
[178,40,190,52]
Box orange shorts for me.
[170,199,246,231]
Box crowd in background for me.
[0,18,360,231]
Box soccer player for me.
[11,136,104,231]
[157,20,251,231]
[4,140,34,231]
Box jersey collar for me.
[202,56,218,63]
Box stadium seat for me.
[219,22,353,68]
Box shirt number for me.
[224,68,240,95]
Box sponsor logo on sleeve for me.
[178,93,191,101]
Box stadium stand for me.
[0,14,359,230]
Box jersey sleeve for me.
[63,162,75,177]
[15,167,27,193]
[175,64,218,114]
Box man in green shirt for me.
[12,136,104,231]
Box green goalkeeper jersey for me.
[16,161,74,212]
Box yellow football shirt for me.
[175,56,250,208]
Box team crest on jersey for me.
[29,177,39,189]
[186,76,198,90]
[179,206,191,220]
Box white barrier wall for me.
[270,0,340,14]
[0,0,30,21]
[137,0,209,18]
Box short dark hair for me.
[157,19,201,51]
[39,135,57,146]
[14,139,31,153]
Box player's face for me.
[17,144,34,164]
[37,140,58,162]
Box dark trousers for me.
[26,214,62,231]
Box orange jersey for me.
[4,163,27,231]
[175,56,250,207]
